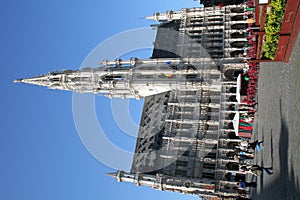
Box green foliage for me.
[262,0,287,59]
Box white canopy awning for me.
[233,111,240,136]
[236,74,241,103]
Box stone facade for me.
[16,4,255,199]
[108,5,253,199]
[199,0,244,7]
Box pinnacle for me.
[105,172,117,178]
[13,79,23,83]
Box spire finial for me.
[13,79,23,83]
[144,12,159,21]
[105,172,117,178]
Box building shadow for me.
[253,100,300,199]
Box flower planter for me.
[273,0,300,62]
[280,0,299,33]
[274,35,290,61]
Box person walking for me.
[239,181,257,188]
[249,140,263,151]
[240,164,273,176]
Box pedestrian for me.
[248,140,263,151]
[234,154,254,160]
[236,189,250,197]
[238,181,257,188]
[235,146,252,153]
[235,141,252,153]
[238,151,254,159]
[247,165,273,176]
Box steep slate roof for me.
[130,21,181,174]
[151,21,181,59]
[130,92,172,174]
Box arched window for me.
[226,151,236,159]
[231,23,247,30]
[230,50,244,57]
[228,113,235,120]
[229,87,237,93]
[231,15,244,21]
[226,162,239,170]
[230,7,244,13]
[228,132,239,139]
[229,96,237,102]
[231,32,246,38]
[230,41,247,48]
[227,122,234,129]
[227,141,239,149]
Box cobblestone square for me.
[252,31,300,199]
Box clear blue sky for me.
[0,1,202,200]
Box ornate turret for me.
[145,10,182,22]
[106,170,219,197]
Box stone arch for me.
[229,96,237,102]
[231,32,245,38]
[228,113,235,120]
[230,41,247,48]
[226,151,236,159]
[231,15,244,21]
[226,162,240,170]
[230,7,244,13]
[230,50,244,57]
[228,132,239,139]
[224,68,243,80]
[225,173,232,181]
[224,172,246,182]
[227,141,239,149]
[227,122,234,129]
[229,87,237,93]
[228,104,235,111]
[225,172,246,182]
[231,23,247,30]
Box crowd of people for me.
[220,1,267,199]
[241,62,259,106]
[232,23,266,197]
[232,87,264,200]
[226,140,273,200]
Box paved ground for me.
[251,31,300,199]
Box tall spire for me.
[14,71,74,90]
[14,75,50,86]
[13,70,93,91]
[15,57,220,99]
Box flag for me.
[163,73,175,78]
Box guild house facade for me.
[16,1,255,199]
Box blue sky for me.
[0,1,202,200]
